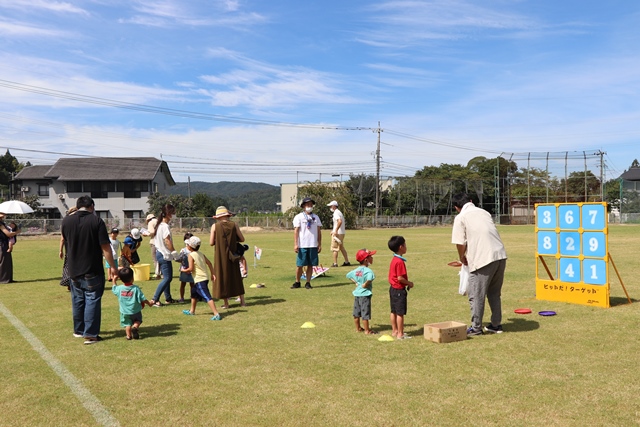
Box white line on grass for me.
[0,301,120,427]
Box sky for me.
[1,0,639,185]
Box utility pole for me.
[188,176,191,199]
[597,150,606,201]
[376,124,381,224]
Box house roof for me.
[14,165,54,180]
[43,157,175,185]
[620,167,640,181]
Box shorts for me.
[179,272,194,283]
[120,311,142,327]
[353,295,372,320]
[330,234,346,252]
[389,286,408,316]
[297,247,319,267]
[191,280,213,302]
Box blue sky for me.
[1,0,639,185]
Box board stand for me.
[608,252,632,304]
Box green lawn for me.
[1,225,639,426]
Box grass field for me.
[1,225,640,427]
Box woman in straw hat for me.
[209,206,246,308]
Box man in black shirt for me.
[61,196,116,345]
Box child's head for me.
[186,236,201,251]
[110,228,119,238]
[356,249,376,265]
[9,222,17,229]
[183,232,193,243]
[118,267,134,283]
[388,236,406,254]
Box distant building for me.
[620,164,640,192]
[13,157,175,219]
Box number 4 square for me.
[559,258,581,283]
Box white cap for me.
[327,200,338,207]
[130,228,141,239]
[186,236,201,248]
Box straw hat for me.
[213,206,235,219]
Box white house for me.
[13,157,175,219]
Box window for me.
[120,181,148,198]
[37,183,49,197]
[86,181,115,199]
[67,182,83,192]
[124,210,143,219]
[95,211,110,219]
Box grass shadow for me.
[610,296,636,307]
[313,281,352,289]
[244,296,286,307]
[124,322,182,339]
[505,317,540,332]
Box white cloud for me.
[0,0,89,15]
[0,18,72,38]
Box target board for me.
[535,202,609,308]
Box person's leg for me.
[190,298,197,314]
[153,252,173,302]
[362,296,373,333]
[486,259,506,327]
[390,312,398,337]
[239,294,246,307]
[339,244,349,264]
[125,325,132,339]
[354,317,362,332]
[332,250,338,266]
[82,275,105,339]
[206,299,220,316]
[353,297,363,331]
[180,281,186,300]
[222,298,229,308]
[70,279,85,335]
[295,266,303,282]
[468,268,490,331]
[161,259,173,301]
[396,315,405,337]
[304,265,313,287]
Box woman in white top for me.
[150,204,179,306]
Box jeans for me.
[153,251,173,302]
[71,274,105,338]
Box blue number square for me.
[537,231,557,255]
[558,205,580,229]
[536,205,557,229]
[559,258,581,283]
[583,259,606,285]
[559,232,580,256]
[581,205,606,230]
[582,232,606,258]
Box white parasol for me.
[0,200,35,214]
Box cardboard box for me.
[424,321,467,343]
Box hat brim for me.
[212,211,235,219]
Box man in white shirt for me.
[292,197,322,289]
[451,193,507,336]
[327,200,350,267]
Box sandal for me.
[165,299,179,304]
[357,328,365,333]
[151,301,163,307]
[365,330,379,335]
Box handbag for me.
[130,250,141,265]
[458,264,469,296]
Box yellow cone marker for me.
[300,322,316,329]
[250,284,258,288]
[378,334,394,342]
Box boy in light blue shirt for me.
[112,267,151,340]
[346,249,378,335]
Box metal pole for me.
[374,122,382,226]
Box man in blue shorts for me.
[292,197,322,289]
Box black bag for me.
[130,250,141,265]
[222,224,242,263]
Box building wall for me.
[280,183,299,213]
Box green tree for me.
[562,170,601,202]
[147,193,196,217]
[191,192,227,217]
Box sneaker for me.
[182,310,194,316]
[483,324,504,334]
[73,333,83,338]
[331,263,338,267]
[397,334,412,340]
[290,282,301,289]
[178,298,185,304]
[151,301,163,307]
[466,327,483,336]
[304,282,312,289]
[132,328,139,340]
[342,262,351,267]
[210,314,221,321]
[83,336,103,345]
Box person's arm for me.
[209,224,216,246]
[183,253,195,274]
[397,276,414,289]
[101,242,117,279]
[456,244,468,266]
[205,255,215,281]
[332,217,342,235]
[361,279,372,289]
[317,226,322,254]
[59,236,65,259]
[294,227,300,252]
[235,225,245,243]
[0,225,18,238]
